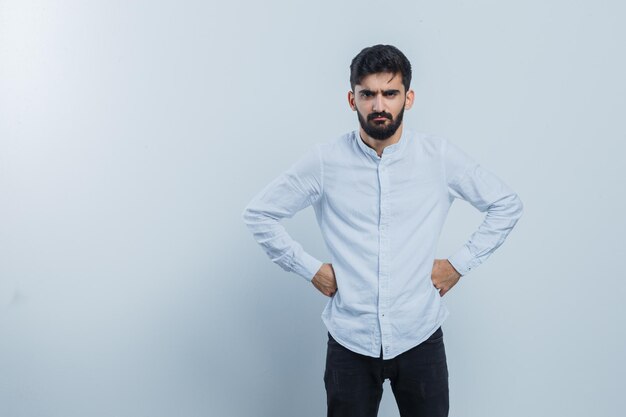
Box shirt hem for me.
[322,307,450,360]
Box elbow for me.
[512,193,524,219]
[241,200,256,227]
[241,204,256,228]
[241,201,274,230]
[487,192,524,219]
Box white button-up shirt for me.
[242,128,523,359]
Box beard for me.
[357,106,405,140]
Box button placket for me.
[377,160,392,357]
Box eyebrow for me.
[358,89,401,94]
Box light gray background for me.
[1,1,624,416]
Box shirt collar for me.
[354,127,410,161]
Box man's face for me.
[348,72,414,141]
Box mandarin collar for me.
[354,128,410,162]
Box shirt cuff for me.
[290,252,324,282]
[448,245,479,276]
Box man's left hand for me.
[431,259,462,297]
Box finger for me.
[317,283,332,296]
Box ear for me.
[347,90,356,111]
[404,88,415,110]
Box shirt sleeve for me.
[241,145,325,282]
[443,139,524,276]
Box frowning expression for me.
[348,72,414,140]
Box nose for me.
[372,93,385,112]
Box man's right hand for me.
[312,263,337,297]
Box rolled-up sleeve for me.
[443,139,524,276]
[242,145,324,281]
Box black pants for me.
[324,327,449,417]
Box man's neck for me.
[358,124,404,158]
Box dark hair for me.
[349,44,412,92]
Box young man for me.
[242,44,523,417]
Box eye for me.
[383,91,398,97]
[359,91,373,98]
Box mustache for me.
[367,112,393,121]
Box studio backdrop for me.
[1,1,624,416]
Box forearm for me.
[242,145,325,281]
[448,191,524,276]
[242,205,323,280]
